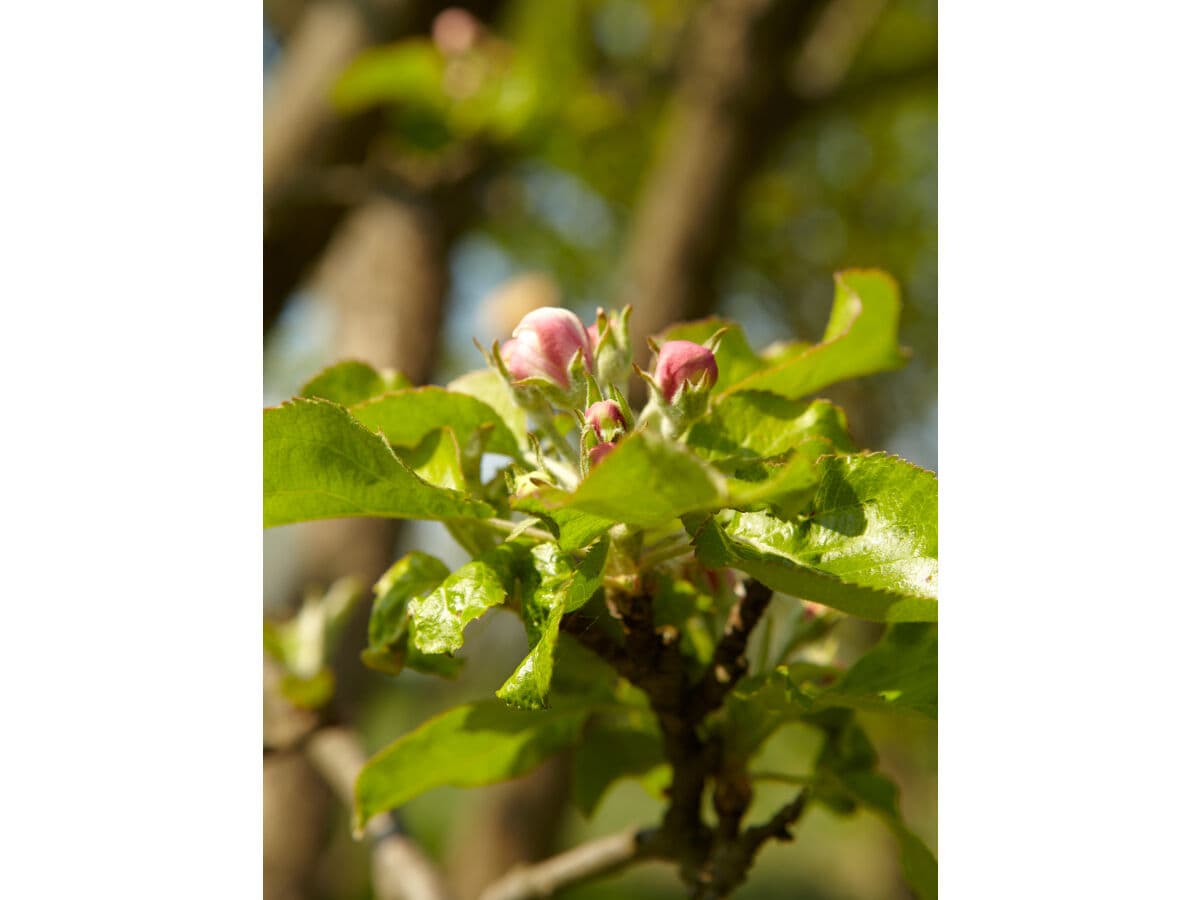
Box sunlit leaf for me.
[497,539,608,710]
[695,453,937,621]
[351,386,522,458]
[263,399,493,527]
[721,270,907,399]
[550,430,724,528]
[409,544,527,655]
[817,624,936,719]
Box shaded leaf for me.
[572,708,663,818]
[813,715,937,900]
[263,399,493,527]
[818,624,936,719]
[354,699,590,831]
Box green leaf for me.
[409,544,526,655]
[813,715,937,900]
[263,399,493,527]
[394,427,468,493]
[300,360,409,407]
[354,699,590,831]
[687,394,856,462]
[496,539,608,710]
[721,270,908,399]
[572,708,664,818]
[695,453,937,622]
[551,430,725,528]
[721,667,817,759]
[817,624,937,720]
[361,552,464,678]
[511,487,614,552]
[351,386,522,458]
[447,368,528,454]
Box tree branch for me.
[305,726,454,900]
[689,579,774,720]
[477,827,661,900]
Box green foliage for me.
[361,552,464,678]
[720,270,907,399]
[496,538,608,710]
[354,699,591,832]
[263,399,493,527]
[695,453,937,621]
[408,543,526,655]
[264,275,937,892]
[300,360,409,406]
[812,714,937,900]
[351,386,523,458]
[552,430,724,528]
[819,623,937,719]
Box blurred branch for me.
[477,827,661,900]
[306,727,455,900]
[689,579,774,720]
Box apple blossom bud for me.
[502,307,593,390]
[654,340,718,403]
[584,400,627,442]
[588,440,617,468]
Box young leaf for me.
[263,399,493,527]
[354,699,590,831]
[351,386,522,458]
[496,538,608,710]
[361,552,464,678]
[695,453,937,622]
[551,430,725,528]
[300,360,409,406]
[816,624,937,720]
[408,543,526,655]
[721,270,907,400]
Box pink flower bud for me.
[584,400,626,441]
[654,341,718,403]
[432,8,481,55]
[587,323,601,351]
[502,307,593,389]
[588,441,617,468]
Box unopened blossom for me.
[654,340,718,403]
[584,400,627,442]
[501,307,593,389]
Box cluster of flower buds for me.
[490,302,721,476]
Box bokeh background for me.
[263,0,936,897]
